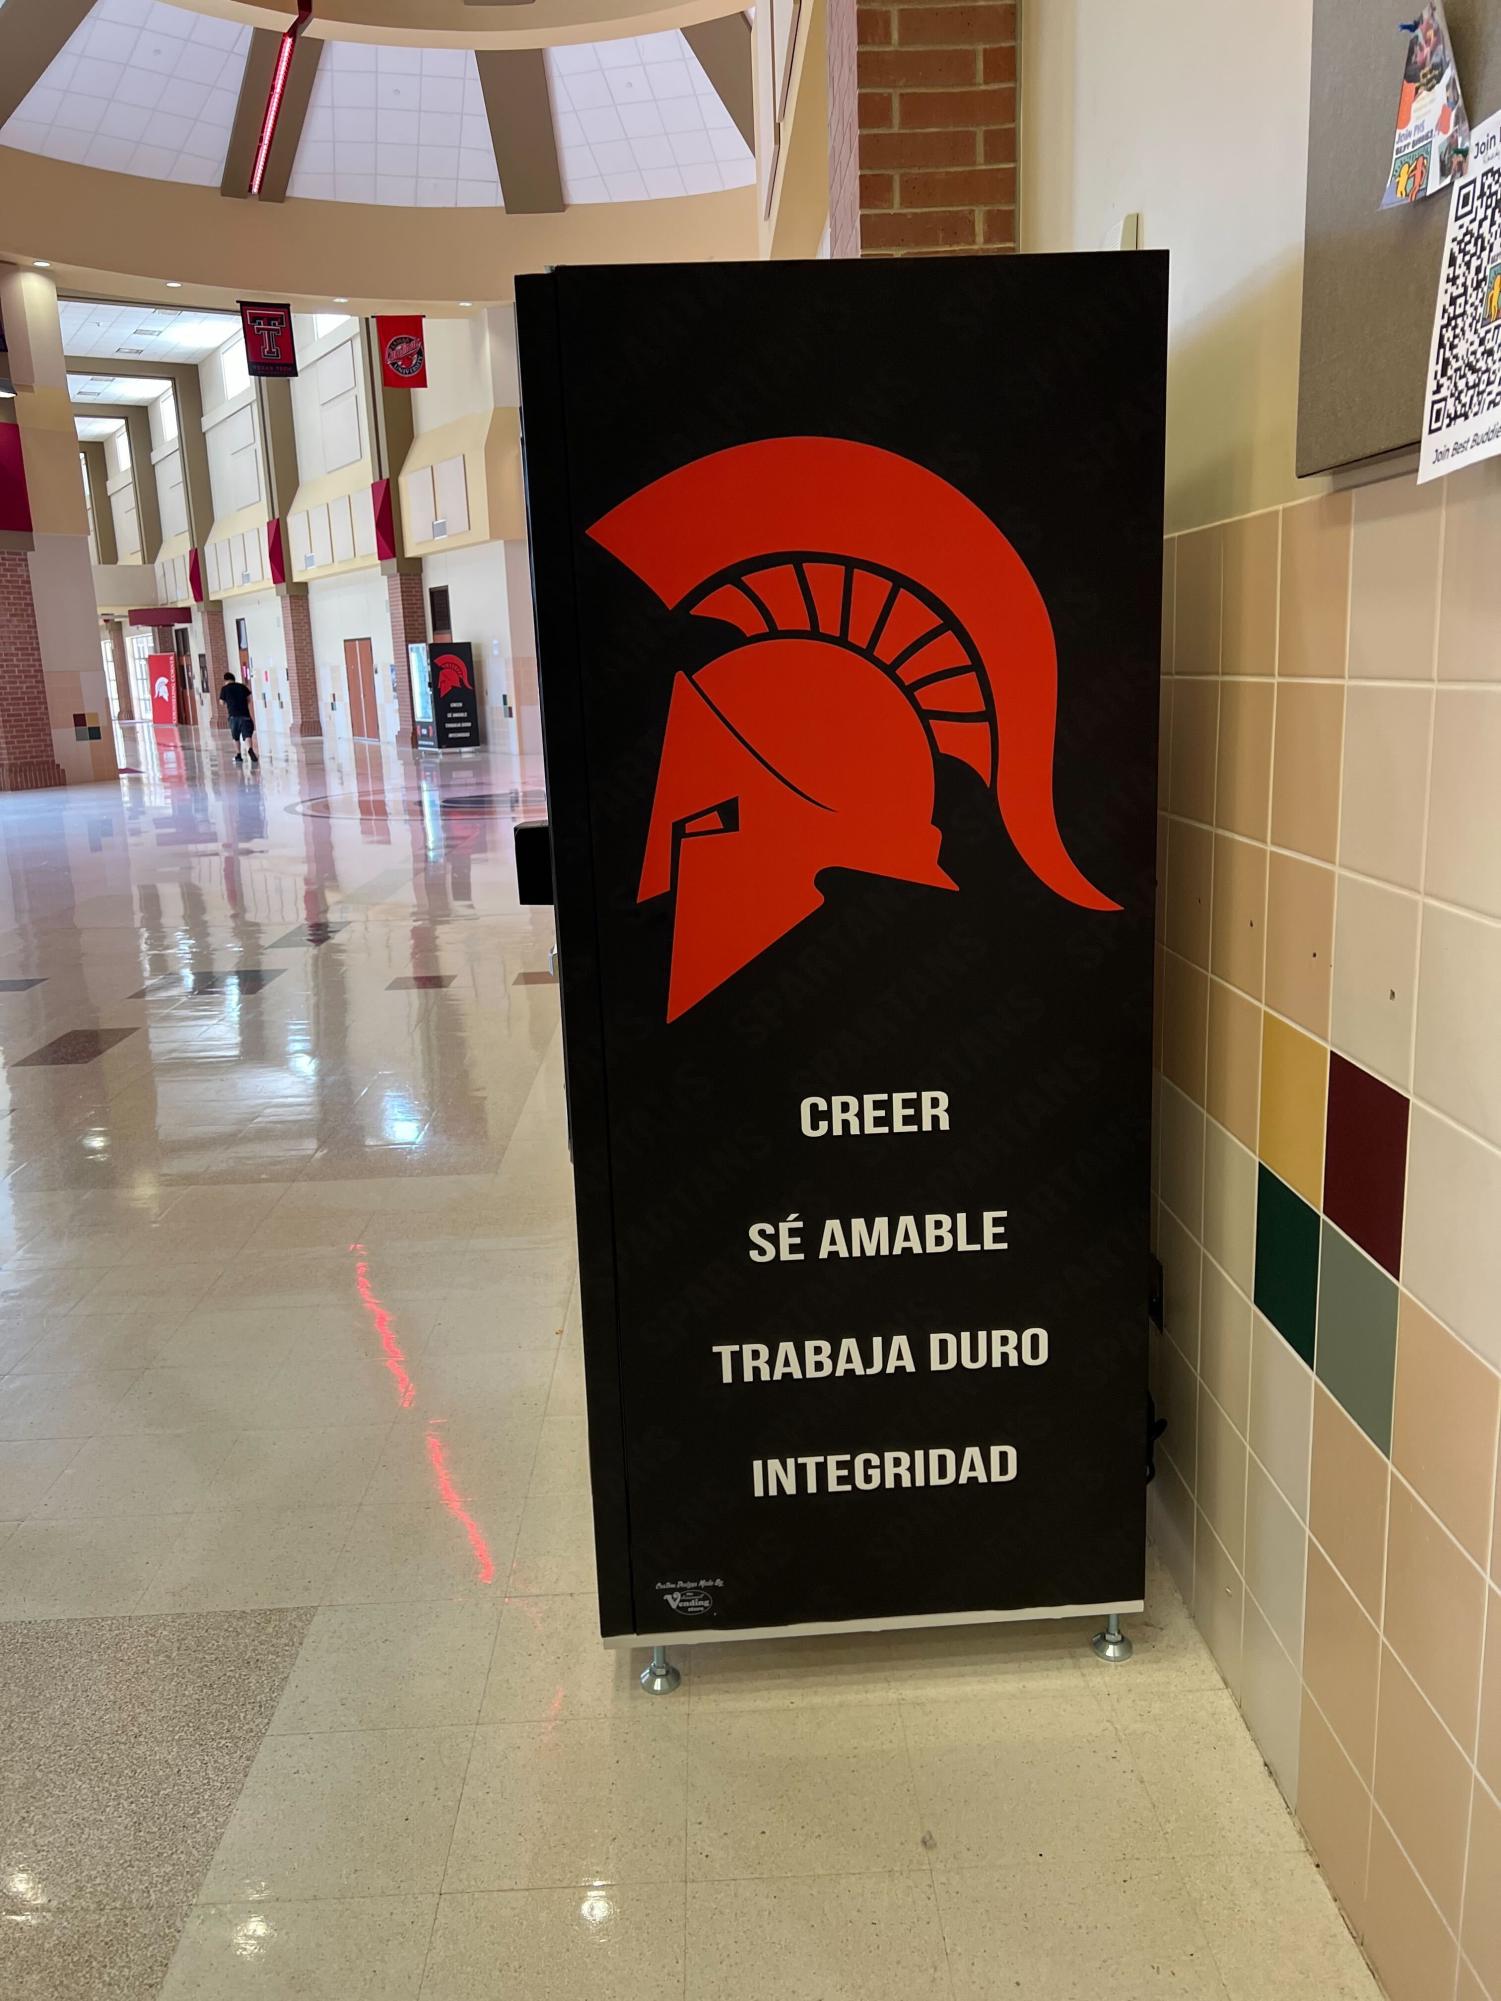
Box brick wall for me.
[205,612,229,686]
[386,572,425,747]
[834,0,1018,257]
[280,592,323,740]
[0,552,65,791]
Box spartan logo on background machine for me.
[588,437,1120,1023]
[435,652,471,700]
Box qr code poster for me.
[1420,111,1501,483]
[1382,2,1470,209]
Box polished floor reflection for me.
[0,726,1381,1998]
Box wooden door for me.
[356,639,379,740]
[343,638,380,740]
[352,639,379,740]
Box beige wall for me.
[1153,468,1501,2001]
[1022,0,1323,533]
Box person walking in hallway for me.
[219,672,259,765]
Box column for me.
[255,375,321,739]
[828,0,1017,257]
[204,610,230,687]
[105,619,134,722]
[386,571,423,748]
[279,590,322,739]
[0,553,64,789]
[0,264,119,787]
[361,319,422,748]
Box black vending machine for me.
[518,255,1166,1649]
[407,639,482,748]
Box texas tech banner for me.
[517,256,1167,1643]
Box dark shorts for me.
[228,714,255,741]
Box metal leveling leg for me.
[1091,1612,1133,1662]
[640,1644,681,1694]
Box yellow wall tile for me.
[1259,1011,1327,1206]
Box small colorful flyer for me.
[1382,2,1470,208]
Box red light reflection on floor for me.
[352,1247,497,1587]
[353,1251,416,1408]
[425,1431,496,1584]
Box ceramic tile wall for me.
[1151,462,1501,2001]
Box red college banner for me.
[377,315,427,388]
[238,301,298,379]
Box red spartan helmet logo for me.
[589,437,1118,1023]
[435,652,471,699]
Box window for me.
[309,313,354,343]
[219,338,250,402]
[156,391,178,443]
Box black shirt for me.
[220,680,253,720]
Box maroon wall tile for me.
[1324,1052,1410,1277]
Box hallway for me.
[0,727,1379,1998]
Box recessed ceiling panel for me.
[69,371,171,404]
[0,0,250,187]
[287,41,502,206]
[61,301,241,363]
[546,29,755,204]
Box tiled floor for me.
[0,725,1386,1997]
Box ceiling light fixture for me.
[334,296,349,304]
[249,0,314,198]
[459,301,474,307]
[33,260,51,270]
[165,281,182,290]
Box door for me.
[172,627,192,724]
[343,638,380,741]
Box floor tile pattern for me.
[0,732,1385,1997]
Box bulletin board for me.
[1299,0,1501,474]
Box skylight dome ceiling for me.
[0,2,754,209]
[287,42,502,207]
[548,31,753,202]
[1,0,249,187]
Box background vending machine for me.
[407,643,437,747]
[408,640,482,748]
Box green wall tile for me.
[1253,1164,1319,1364]
[1316,1220,1399,1454]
